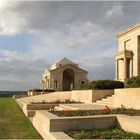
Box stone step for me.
[96,100,112,104]
[54,106,64,111]
[101,98,114,102]
[18,98,30,104]
[98,98,113,101]
[95,102,114,106]
[100,101,113,105]
[91,102,114,107]
[55,105,78,111]
[95,94,115,107]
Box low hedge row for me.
[29,89,55,92]
[125,76,140,88]
[78,80,124,90]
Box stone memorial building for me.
[116,24,140,81]
[41,58,88,91]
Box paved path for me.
[58,103,116,110]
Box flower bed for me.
[30,98,81,104]
[50,107,140,117]
[66,127,140,139]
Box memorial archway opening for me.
[63,68,75,91]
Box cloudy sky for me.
[0,1,140,90]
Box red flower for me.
[49,106,55,111]
[104,105,110,113]
[104,108,108,112]
[65,98,71,103]
[63,110,71,113]
[105,105,110,109]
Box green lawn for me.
[0,97,42,139]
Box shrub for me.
[66,128,140,139]
[125,76,140,88]
[78,80,124,90]
[29,89,55,92]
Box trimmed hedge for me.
[125,76,140,88]
[29,89,55,92]
[78,80,124,90]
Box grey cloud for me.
[0,58,50,82]
[1,1,140,35]
[0,1,123,35]
[75,55,115,80]
[14,2,140,33]
[87,57,115,80]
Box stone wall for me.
[27,90,114,103]
[117,115,140,134]
[114,88,140,109]
[33,111,116,139]
[33,111,140,139]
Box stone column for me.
[124,57,127,79]
[59,72,63,91]
[42,81,44,89]
[48,80,50,89]
[130,59,133,78]
[115,59,119,80]
[40,81,43,89]
[45,81,47,88]
[74,70,77,90]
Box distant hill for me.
[0,91,27,97]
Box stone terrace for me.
[16,90,114,117]
[16,88,140,139]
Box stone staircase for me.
[92,94,115,107]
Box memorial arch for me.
[41,58,88,91]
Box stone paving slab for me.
[58,103,115,110]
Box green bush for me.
[78,80,124,90]
[125,76,140,88]
[29,89,55,92]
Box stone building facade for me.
[116,24,140,81]
[41,58,88,91]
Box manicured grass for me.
[66,127,140,139]
[50,108,140,117]
[0,97,42,139]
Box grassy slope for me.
[0,97,42,139]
